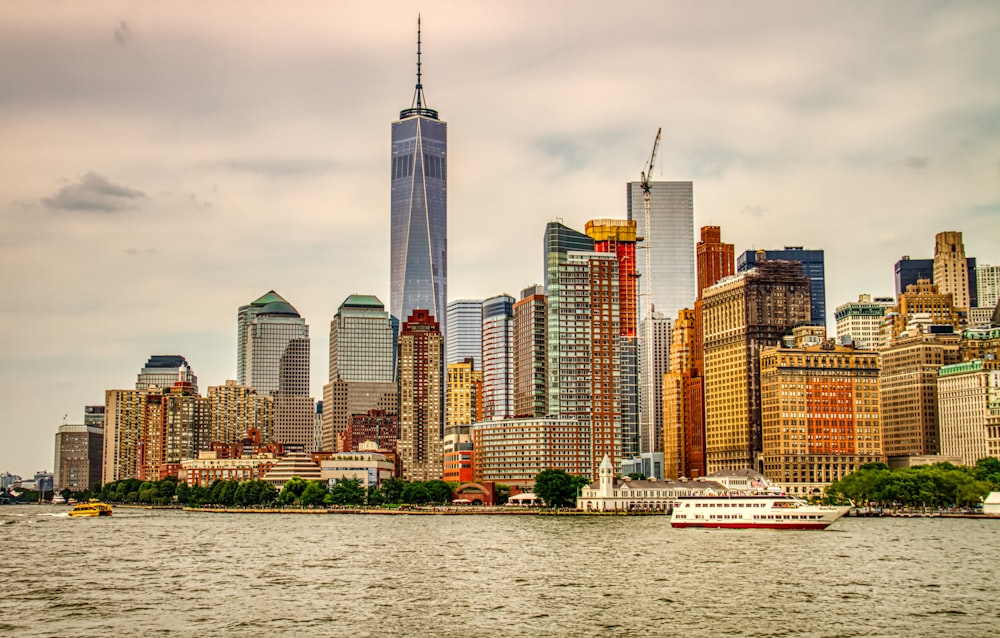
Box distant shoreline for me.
[181,506,664,516]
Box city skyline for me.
[2,2,999,476]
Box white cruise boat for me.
[670,494,850,530]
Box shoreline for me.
[181,506,665,516]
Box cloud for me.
[904,155,929,170]
[41,172,145,213]
[740,205,766,218]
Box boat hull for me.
[671,521,833,530]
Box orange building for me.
[760,333,883,494]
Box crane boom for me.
[640,128,661,457]
[640,128,662,193]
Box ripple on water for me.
[2,509,1000,637]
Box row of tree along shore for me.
[824,458,1000,510]
[24,461,1000,514]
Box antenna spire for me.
[415,14,423,109]
[400,15,438,120]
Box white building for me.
[319,451,395,488]
[977,264,1000,310]
[937,360,1000,466]
[835,294,895,350]
[577,455,773,512]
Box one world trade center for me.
[390,17,447,339]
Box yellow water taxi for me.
[68,500,113,517]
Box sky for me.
[1,1,998,479]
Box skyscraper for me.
[738,247,825,326]
[322,295,398,452]
[626,181,696,321]
[934,231,971,310]
[446,299,483,369]
[136,355,197,393]
[545,221,622,478]
[702,257,811,472]
[513,285,547,418]
[586,219,640,458]
[397,309,444,481]
[391,18,447,337]
[481,294,514,421]
[238,291,313,449]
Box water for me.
[2,507,998,637]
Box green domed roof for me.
[250,290,288,307]
[259,300,300,317]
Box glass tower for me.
[446,299,483,369]
[391,18,447,336]
[626,181,696,322]
[738,247,825,326]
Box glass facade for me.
[391,114,447,336]
[446,299,483,369]
[739,247,826,326]
[626,181,696,322]
[482,294,514,421]
[330,295,396,384]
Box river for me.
[1,506,997,637]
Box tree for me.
[299,481,328,507]
[376,477,406,505]
[975,457,1000,488]
[328,478,366,506]
[175,482,191,504]
[402,482,430,505]
[533,469,580,508]
[425,480,454,505]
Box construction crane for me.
[639,128,661,455]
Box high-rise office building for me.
[391,19,447,337]
[880,329,961,459]
[54,412,103,493]
[238,291,312,449]
[894,256,934,299]
[446,300,483,369]
[397,309,444,481]
[322,295,398,452]
[481,294,514,421]
[586,219,640,459]
[663,226,735,476]
[976,264,1000,310]
[640,312,672,454]
[738,247,824,326]
[702,257,811,472]
[835,294,895,350]
[545,222,622,478]
[239,292,309,397]
[760,330,884,495]
[662,308,701,479]
[884,279,964,342]
[513,285,547,418]
[136,355,197,393]
[934,231,971,310]
[626,181,695,321]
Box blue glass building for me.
[391,19,447,337]
[738,247,826,326]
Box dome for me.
[258,300,300,317]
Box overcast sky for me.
[1,1,998,479]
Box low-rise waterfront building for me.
[178,450,279,487]
[471,416,591,487]
[577,456,772,512]
[319,452,395,488]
